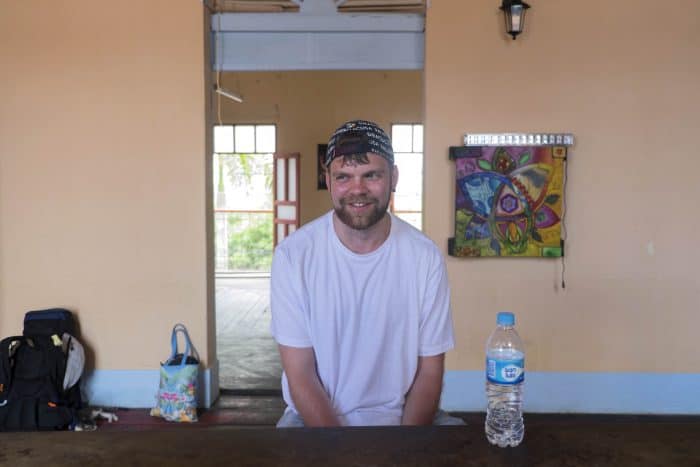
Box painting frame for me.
[448,144,568,258]
[317,144,328,190]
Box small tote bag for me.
[150,323,199,422]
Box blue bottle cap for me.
[497,312,515,326]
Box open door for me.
[273,152,300,246]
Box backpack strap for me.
[0,336,25,404]
[61,334,85,391]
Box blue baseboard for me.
[82,367,699,414]
[441,370,700,415]
[82,360,219,409]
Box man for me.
[270,120,458,427]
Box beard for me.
[334,194,390,231]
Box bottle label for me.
[486,357,524,384]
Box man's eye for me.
[365,172,380,180]
[335,174,348,181]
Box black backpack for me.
[0,308,83,431]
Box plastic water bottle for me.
[485,311,525,447]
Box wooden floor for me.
[215,277,282,391]
[91,395,286,430]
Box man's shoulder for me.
[390,215,442,256]
[276,211,332,254]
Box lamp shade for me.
[500,0,530,40]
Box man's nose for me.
[348,176,368,193]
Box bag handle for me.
[169,324,198,368]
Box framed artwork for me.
[448,141,570,258]
[317,144,328,190]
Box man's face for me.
[326,153,398,231]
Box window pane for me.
[393,152,423,212]
[392,124,413,153]
[413,124,423,152]
[278,205,296,220]
[276,158,286,202]
[234,125,255,153]
[256,125,276,153]
[218,212,273,272]
[214,125,234,153]
[217,153,272,210]
[288,157,297,202]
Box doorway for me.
[211,70,424,395]
[213,124,282,391]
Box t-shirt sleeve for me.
[269,244,313,348]
[418,250,455,356]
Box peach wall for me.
[2,0,698,410]
[0,1,213,369]
[425,0,700,372]
[216,71,422,225]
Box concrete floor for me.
[215,277,282,391]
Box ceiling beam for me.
[212,11,423,32]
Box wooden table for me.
[2,415,699,466]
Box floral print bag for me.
[150,323,199,422]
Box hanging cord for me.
[560,152,569,289]
[215,9,223,126]
[201,0,224,126]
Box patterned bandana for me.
[325,120,394,167]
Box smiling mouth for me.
[344,199,375,210]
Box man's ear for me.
[391,165,399,192]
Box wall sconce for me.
[500,0,530,40]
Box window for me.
[213,124,276,273]
[391,124,423,230]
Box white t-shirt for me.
[270,211,455,426]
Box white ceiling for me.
[212,0,426,71]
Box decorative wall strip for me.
[464,133,575,147]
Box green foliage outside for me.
[215,151,274,272]
[227,213,273,271]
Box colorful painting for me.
[450,145,566,257]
